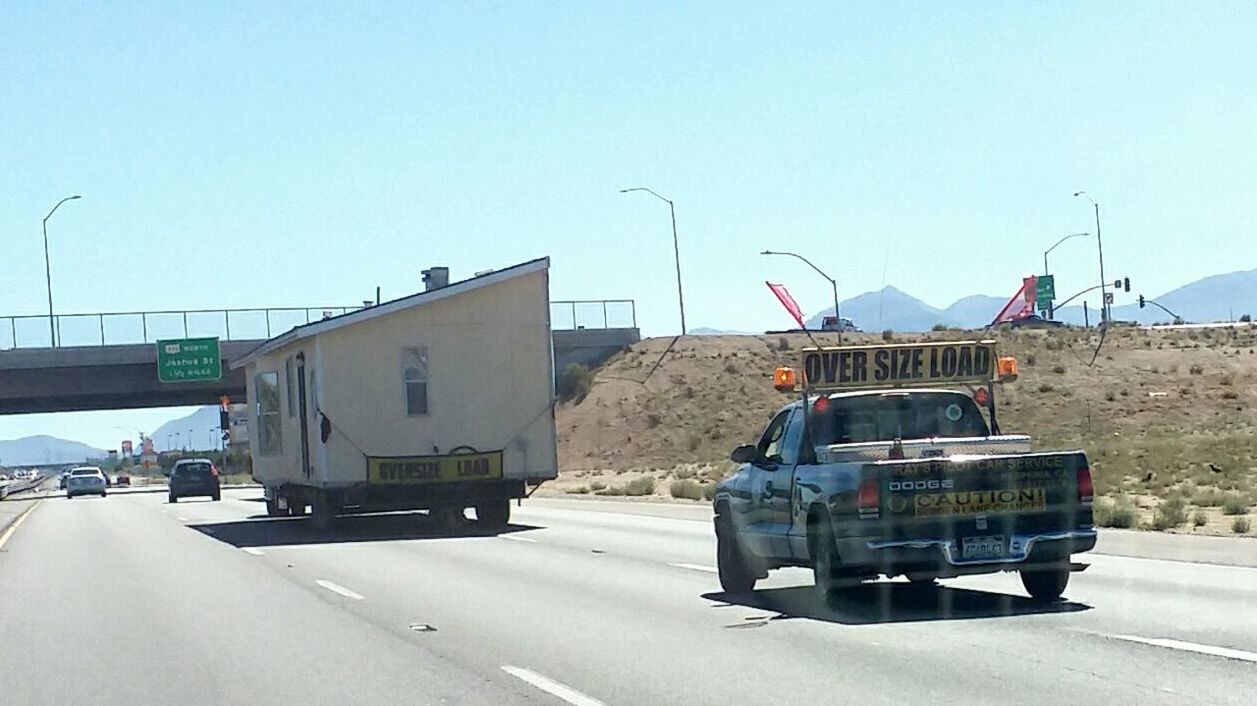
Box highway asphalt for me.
[1,489,1254,705]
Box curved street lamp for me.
[1073,191,1108,322]
[760,250,843,346]
[43,195,82,347]
[619,187,687,335]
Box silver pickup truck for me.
[713,340,1096,604]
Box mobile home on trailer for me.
[233,257,558,529]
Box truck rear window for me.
[813,392,989,445]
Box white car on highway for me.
[65,467,108,499]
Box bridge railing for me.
[1,299,636,349]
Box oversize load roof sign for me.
[801,340,996,391]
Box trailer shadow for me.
[702,582,1091,626]
[188,511,542,548]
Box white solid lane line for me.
[1090,552,1257,573]
[315,580,365,601]
[1107,634,1257,663]
[668,562,718,574]
[501,666,606,706]
[241,547,264,556]
[499,535,537,543]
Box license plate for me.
[961,535,1006,560]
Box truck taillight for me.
[1077,467,1093,505]
[857,479,880,519]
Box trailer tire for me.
[431,506,464,530]
[288,503,307,517]
[475,498,511,529]
[310,491,334,531]
[265,497,284,517]
[1021,564,1070,601]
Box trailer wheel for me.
[431,506,465,530]
[265,497,284,517]
[310,491,334,531]
[475,498,511,529]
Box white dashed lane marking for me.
[315,580,365,601]
[501,666,605,706]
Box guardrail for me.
[0,299,637,349]
[0,474,48,500]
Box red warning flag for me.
[766,282,806,329]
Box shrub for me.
[589,480,607,491]
[1152,496,1188,529]
[931,323,949,332]
[624,476,656,496]
[882,329,894,342]
[1052,365,1066,374]
[565,485,590,494]
[702,483,717,501]
[557,363,594,403]
[1093,496,1137,528]
[1222,391,1239,400]
[1192,487,1227,507]
[1192,511,1208,528]
[1105,392,1115,402]
[1222,495,1250,516]
[1037,383,1054,393]
[645,413,662,429]
[1233,517,1251,534]
[776,336,790,351]
[1240,314,1252,323]
[1025,354,1036,366]
[1220,375,1234,386]
[669,479,704,500]
[1189,364,1204,375]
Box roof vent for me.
[422,267,450,292]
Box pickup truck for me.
[713,340,1096,603]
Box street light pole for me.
[1074,192,1107,323]
[42,195,82,347]
[619,187,687,335]
[761,250,843,346]
[1042,232,1090,320]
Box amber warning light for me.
[997,356,1019,381]
[773,367,798,392]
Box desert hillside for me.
[555,326,1257,534]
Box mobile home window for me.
[285,356,297,417]
[255,371,282,455]
[403,347,428,416]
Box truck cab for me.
[714,340,1096,604]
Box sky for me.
[2,1,1256,448]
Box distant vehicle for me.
[115,474,131,487]
[168,459,221,503]
[714,340,1095,603]
[66,467,107,499]
[821,315,861,333]
[1003,314,1064,329]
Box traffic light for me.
[1124,277,1131,292]
[1138,294,1146,308]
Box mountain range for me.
[804,268,1257,332]
[0,436,107,467]
[150,406,225,452]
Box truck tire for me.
[288,503,307,517]
[431,506,464,530]
[310,491,334,531]
[475,499,510,529]
[168,494,177,504]
[715,514,756,595]
[810,519,844,606]
[1021,565,1070,601]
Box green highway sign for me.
[1035,275,1056,303]
[157,337,222,383]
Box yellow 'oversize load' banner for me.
[914,488,1047,517]
[801,340,996,391]
[367,451,503,484]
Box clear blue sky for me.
[2,1,1255,449]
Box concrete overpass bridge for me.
[0,301,638,415]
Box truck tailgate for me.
[869,452,1092,551]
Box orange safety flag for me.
[766,282,806,329]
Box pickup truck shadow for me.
[703,582,1091,625]
[187,512,542,548]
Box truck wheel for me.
[475,499,510,529]
[288,503,307,517]
[810,520,844,606]
[310,491,334,531]
[715,515,756,595]
[431,506,464,530]
[168,494,177,504]
[1021,565,1070,601]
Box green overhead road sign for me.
[1036,275,1056,303]
[157,337,222,383]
